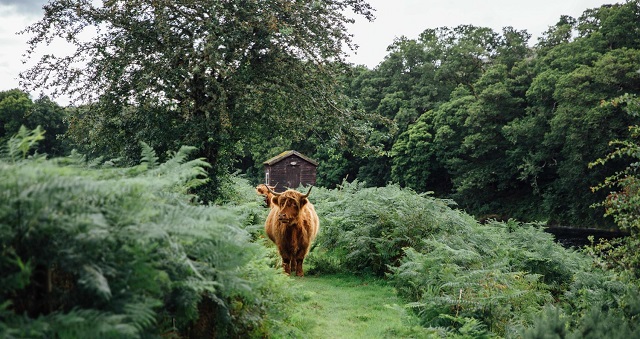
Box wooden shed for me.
[263,150,318,192]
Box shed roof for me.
[263,150,319,166]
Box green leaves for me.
[79,264,112,300]
[3,125,45,162]
[369,2,640,226]
[139,141,158,170]
[20,0,377,199]
[0,89,68,157]
[0,127,297,337]
[306,179,635,337]
[310,181,472,276]
[588,94,640,279]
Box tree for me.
[0,89,67,156]
[20,0,374,201]
[590,94,640,277]
[0,89,32,142]
[532,47,640,225]
[390,114,437,192]
[339,25,519,189]
[385,2,640,226]
[387,26,533,215]
[577,1,640,50]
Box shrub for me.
[0,128,296,338]
[306,178,633,337]
[391,234,554,336]
[309,180,472,276]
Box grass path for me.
[286,274,432,338]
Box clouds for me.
[0,0,45,15]
[346,0,618,68]
[0,4,39,93]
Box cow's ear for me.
[271,196,279,206]
[299,197,308,207]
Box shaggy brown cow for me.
[264,186,319,276]
[256,184,277,208]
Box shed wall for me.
[265,154,316,192]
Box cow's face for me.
[272,192,308,223]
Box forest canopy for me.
[318,1,640,226]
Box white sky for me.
[0,0,619,104]
[346,0,619,68]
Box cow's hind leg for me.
[290,258,298,275]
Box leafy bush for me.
[309,180,472,276]
[588,94,640,279]
[392,227,559,336]
[523,294,640,339]
[0,127,297,338]
[305,178,640,337]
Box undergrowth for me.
[2,127,639,338]
[304,180,640,337]
[0,127,298,338]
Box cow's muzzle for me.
[278,215,291,222]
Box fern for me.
[0,127,299,338]
[310,182,470,276]
[3,125,45,162]
[78,264,112,301]
[139,141,159,169]
[308,180,615,336]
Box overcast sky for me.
[0,0,620,103]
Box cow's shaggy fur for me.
[264,188,319,276]
[256,184,277,208]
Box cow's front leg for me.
[282,257,291,275]
[294,258,304,277]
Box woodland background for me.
[3,1,640,226]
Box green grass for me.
[283,274,437,339]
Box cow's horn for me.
[266,185,282,196]
[302,186,313,198]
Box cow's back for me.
[264,206,280,243]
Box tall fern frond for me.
[123,298,161,331]
[139,141,159,170]
[47,309,139,338]
[2,125,45,162]
[148,145,211,192]
[79,264,112,300]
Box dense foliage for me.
[307,181,640,337]
[7,0,640,337]
[2,124,640,337]
[312,1,640,226]
[12,1,640,226]
[0,128,298,338]
[589,94,640,279]
[0,89,67,156]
